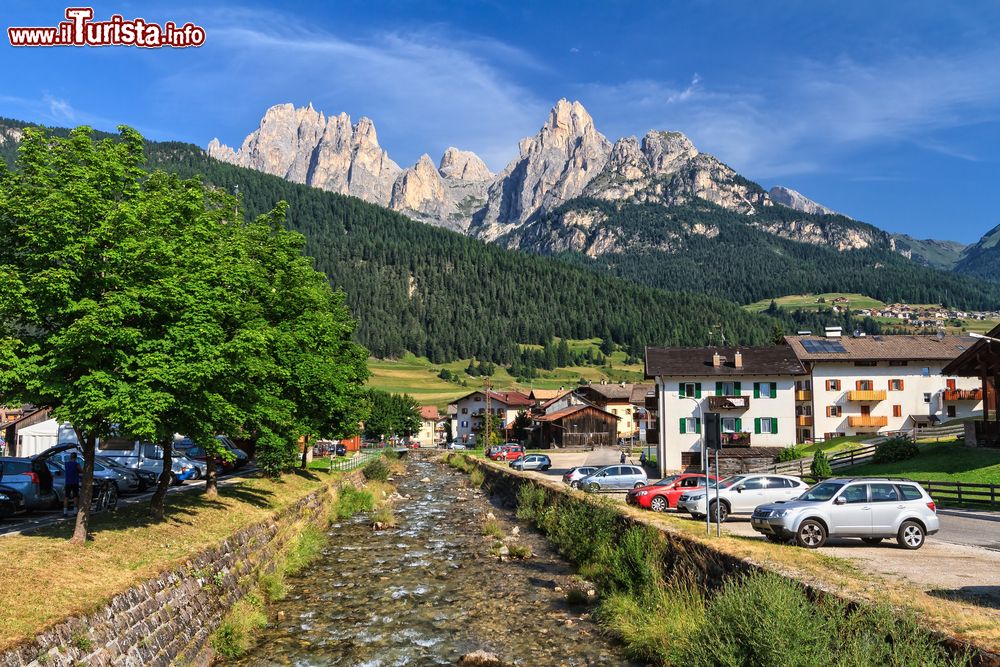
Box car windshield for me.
[717,475,746,489]
[653,475,680,486]
[799,482,845,502]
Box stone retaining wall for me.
[0,469,364,667]
[471,458,1000,667]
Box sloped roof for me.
[419,405,440,420]
[534,404,619,422]
[578,383,633,401]
[786,334,975,362]
[528,389,562,400]
[453,389,534,408]
[645,346,806,377]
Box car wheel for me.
[587,482,601,492]
[897,521,925,550]
[190,468,201,480]
[105,485,118,511]
[170,473,180,486]
[709,501,729,523]
[542,465,550,471]
[633,482,645,489]
[796,520,827,549]
[570,480,580,489]
[861,537,883,545]
[650,496,667,513]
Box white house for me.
[452,390,534,444]
[644,346,807,474]
[785,333,983,440]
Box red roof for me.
[420,405,440,420]
[454,389,534,408]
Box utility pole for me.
[483,376,493,451]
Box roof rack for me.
[834,476,916,482]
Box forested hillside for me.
[521,200,1000,309]
[953,224,1000,283]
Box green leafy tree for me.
[364,389,420,441]
[810,450,833,479]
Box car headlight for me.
[0,493,9,500]
[636,490,648,497]
[688,493,705,501]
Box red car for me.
[625,473,719,512]
[489,445,524,461]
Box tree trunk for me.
[300,434,310,469]
[70,430,96,545]
[205,455,218,499]
[149,436,173,521]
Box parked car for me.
[751,477,940,549]
[182,444,235,474]
[0,454,58,510]
[489,445,525,462]
[626,473,719,512]
[335,443,348,457]
[580,465,647,492]
[562,466,599,489]
[677,473,809,523]
[0,485,27,519]
[44,448,142,494]
[446,441,466,450]
[64,436,195,483]
[46,460,121,511]
[510,454,551,471]
[216,436,250,468]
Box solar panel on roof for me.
[801,340,846,354]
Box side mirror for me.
[735,486,744,493]
[834,496,847,505]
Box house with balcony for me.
[941,325,1000,446]
[575,382,654,439]
[785,333,982,440]
[644,346,806,474]
[451,390,534,444]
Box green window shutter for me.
[768,383,775,398]
[695,382,702,398]
[679,418,686,434]
[771,417,778,434]
[679,383,686,397]
[734,381,742,395]
[735,417,742,432]
[695,418,702,434]
[715,381,722,396]
[754,417,761,434]
[753,382,760,399]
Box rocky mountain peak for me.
[439,147,492,181]
[769,186,839,216]
[642,130,699,174]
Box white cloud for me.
[43,94,75,121]
[156,8,549,170]
[575,47,1000,180]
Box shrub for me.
[778,445,806,462]
[547,497,619,566]
[362,458,390,482]
[681,572,834,667]
[823,598,955,666]
[482,519,504,539]
[258,571,287,602]
[469,468,485,488]
[872,436,919,464]
[383,447,400,461]
[598,525,664,598]
[515,483,547,521]
[210,598,267,659]
[811,450,833,479]
[334,486,374,519]
[283,526,325,574]
[372,505,398,528]
[508,544,532,559]
[596,585,704,665]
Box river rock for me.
[457,650,511,666]
[420,477,431,483]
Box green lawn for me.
[745,292,886,313]
[842,442,1000,485]
[801,435,871,455]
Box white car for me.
[676,473,808,523]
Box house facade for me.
[645,346,806,474]
[785,334,983,440]
[452,390,533,444]
[417,405,443,446]
[532,404,619,449]
[575,382,653,439]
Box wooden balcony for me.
[795,390,812,401]
[645,424,658,445]
[943,388,983,401]
[846,390,886,402]
[721,432,751,447]
[796,415,813,427]
[645,393,657,410]
[707,395,750,411]
[848,415,888,428]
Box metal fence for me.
[326,449,383,472]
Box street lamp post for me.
[681,395,710,536]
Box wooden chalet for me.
[941,327,1000,447]
[531,403,618,449]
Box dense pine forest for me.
[520,199,1000,309]
[0,119,972,363]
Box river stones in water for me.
[458,650,512,666]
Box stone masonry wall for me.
[0,469,365,667]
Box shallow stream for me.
[234,458,632,666]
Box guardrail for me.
[918,480,999,508]
[327,449,382,472]
[752,441,883,476]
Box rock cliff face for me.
[769,186,839,216]
[207,100,881,250]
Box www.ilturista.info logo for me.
[8,7,205,48]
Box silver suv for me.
[580,465,647,492]
[751,477,939,549]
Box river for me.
[234,457,633,666]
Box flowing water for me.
[234,458,633,666]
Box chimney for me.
[734,351,743,368]
[712,352,722,367]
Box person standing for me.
[63,452,81,518]
[619,450,626,464]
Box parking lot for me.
[510,449,1000,607]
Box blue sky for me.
[3,1,1000,243]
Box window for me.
[722,417,737,433]
[741,477,765,490]
[893,405,902,418]
[899,485,923,501]
[680,476,704,488]
[825,379,841,391]
[855,360,877,367]
[947,405,957,418]
[755,417,777,434]
[946,379,956,391]
[856,379,873,391]
[679,417,701,434]
[474,396,481,402]
[679,382,702,398]
[765,476,792,488]
[461,408,468,414]
[141,443,162,460]
[754,382,774,398]
[923,393,931,404]
[826,405,842,417]
[461,421,468,428]
[796,380,811,391]
[889,360,908,367]
[841,484,868,504]
[870,483,900,502]
[921,367,930,377]
[888,379,904,391]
